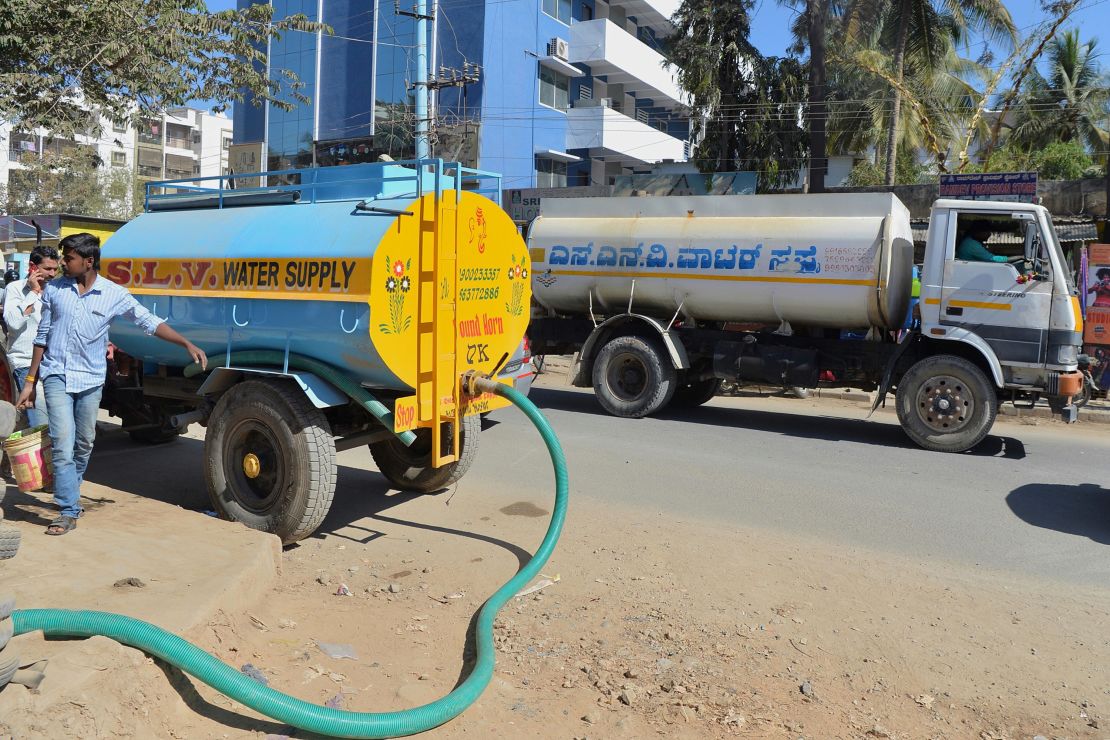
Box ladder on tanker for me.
[414,177,460,467]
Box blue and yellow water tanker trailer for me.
[99,161,532,543]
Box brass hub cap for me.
[242,452,262,479]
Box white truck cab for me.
[919,200,1083,412]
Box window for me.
[111,151,126,167]
[539,67,570,111]
[112,121,127,133]
[536,158,567,188]
[542,0,572,24]
[222,135,232,150]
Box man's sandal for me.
[45,516,76,536]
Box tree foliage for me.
[5,149,141,220]
[843,0,1015,183]
[1008,30,1110,152]
[844,150,932,185]
[0,0,327,137]
[669,0,808,191]
[966,140,1102,180]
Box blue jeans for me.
[12,366,48,428]
[42,375,103,519]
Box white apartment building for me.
[1,106,233,213]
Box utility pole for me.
[397,0,435,159]
[414,0,429,159]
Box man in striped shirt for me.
[16,233,207,536]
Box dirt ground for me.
[2,361,1109,738]
[4,484,1110,739]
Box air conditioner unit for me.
[547,37,570,61]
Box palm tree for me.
[828,14,990,176]
[846,0,1015,184]
[1007,30,1110,153]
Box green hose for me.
[12,383,567,738]
[181,351,417,446]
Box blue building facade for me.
[235,0,688,188]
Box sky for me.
[748,0,1110,59]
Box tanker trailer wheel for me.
[669,377,722,408]
[369,413,480,493]
[592,335,678,418]
[205,379,336,544]
[895,355,997,453]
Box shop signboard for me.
[938,172,1037,203]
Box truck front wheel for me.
[592,335,677,418]
[205,379,336,544]
[895,355,997,453]
[369,413,480,492]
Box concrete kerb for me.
[0,483,280,717]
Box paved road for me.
[472,380,1110,587]
[82,377,1110,588]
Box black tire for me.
[370,413,480,493]
[0,526,20,561]
[669,377,722,408]
[205,379,336,545]
[895,355,997,453]
[1073,377,1094,409]
[592,335,677,418]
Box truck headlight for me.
[1056,344,1078,365]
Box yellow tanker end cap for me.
[370,190,531,428]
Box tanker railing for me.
[143,159,504,212]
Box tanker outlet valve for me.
[462,370,499,397]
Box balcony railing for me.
[573,97,678,136]
[604,0,680,34]
[165,136,193,149]
[566,104,686,164]
[569,19,686,108]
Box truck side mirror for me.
[1022,222,1038,263]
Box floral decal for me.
[379,255,412,335]
[505,253,528,317]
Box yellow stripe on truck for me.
[924,297,1012,311]
[949,300,1012,312]
[1071,296,1084,333]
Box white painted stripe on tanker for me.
[545,269,874,285]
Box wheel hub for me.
[242,453,261,479]
[225,421,284,513]
[607,352,648,401]
[915,374,975,433]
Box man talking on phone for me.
[3,246,60,428]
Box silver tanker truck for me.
[527,193,1085,453]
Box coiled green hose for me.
[12,382,567,738]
